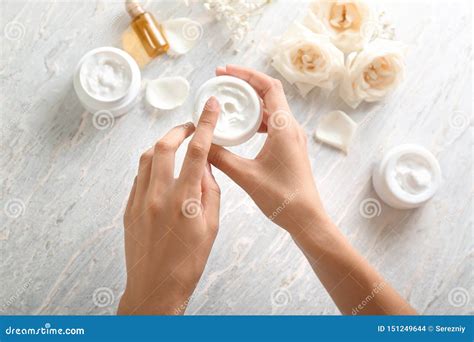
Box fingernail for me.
[183,122,194,129]
[205,96,219,111]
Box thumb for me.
[208,144,252,187]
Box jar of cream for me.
[74,47,141,117]
[372,144,442,209]
[193,76,263,146]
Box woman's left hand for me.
[118,97,221,315]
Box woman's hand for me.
[208,66,416,315]
[208,65,329,236]
[118,97,221,315]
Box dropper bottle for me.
[125,0,169,57]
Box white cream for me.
[372,144,441,209]
[193,76,262,146]
[393,155,432,195]
[79,50,132,101]
[74,47,141,117]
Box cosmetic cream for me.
[193,76,262,146]
[372,144,441,209]
[74,47,141,117]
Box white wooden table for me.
[1,0,472,315]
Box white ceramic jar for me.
[73,47,141,117]
[372,144,442,209]
[193,76,263,146]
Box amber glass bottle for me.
[125,0,169,57]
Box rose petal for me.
[314,110,357,153]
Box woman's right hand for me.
[211,68,417,316]
[208,65,331,236]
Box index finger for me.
[179,96,220,185]
[216,64,290,114]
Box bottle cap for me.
[126,0,145,18]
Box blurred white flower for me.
[304,0,375,53]
[339,39,406,108]
[203,0,269,42]
[271,23,344,96]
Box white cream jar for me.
[74,47,141,117]
[372,144,442,209]
[193,76,262,146]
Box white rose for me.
[304,0,375,54]
[271,23,345,97]
[339,39,406,108]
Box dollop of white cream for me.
[214,84,251,135]
[80,50,132,101]
[372,144,441,209]
[203,82,254,136]
[194,76,262,146]
[394,155,432,195]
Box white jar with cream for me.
[372,144,442,209]
[193,76,262,146]
[74,47,141,117]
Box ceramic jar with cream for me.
[74,47,141,117]
[372,144,442,209]
[193,76,263,146]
